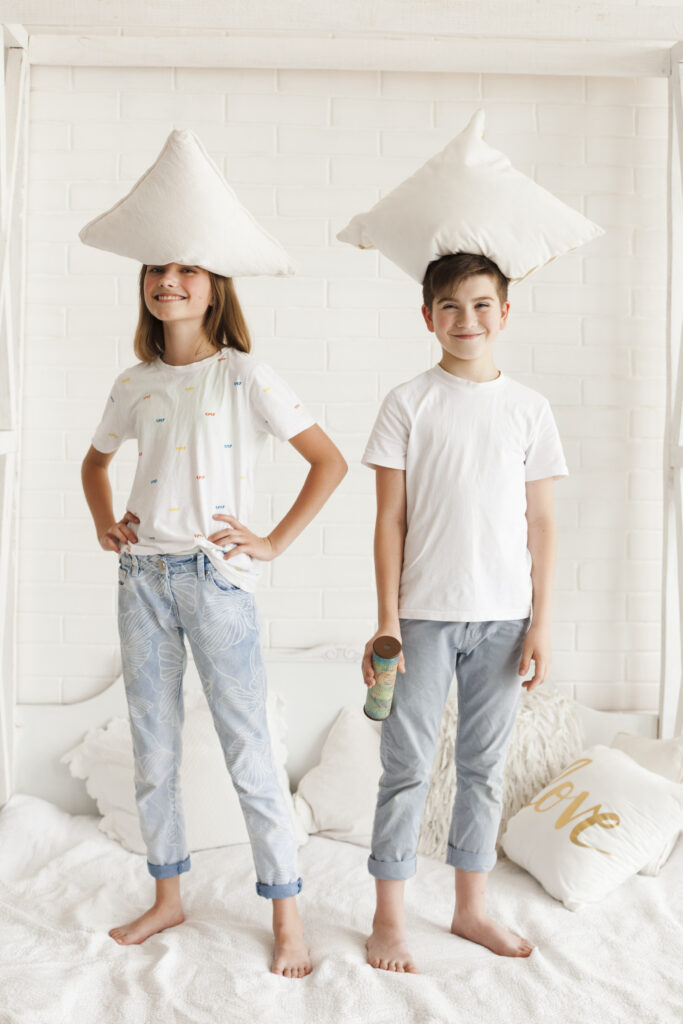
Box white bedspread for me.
[1,794,682,1024]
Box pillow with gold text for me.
[501,745,683,910]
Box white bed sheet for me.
[1,794,682,1024]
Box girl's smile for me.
[144,263,213,321]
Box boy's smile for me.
[421,272,510,381]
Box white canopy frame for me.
[0,28,680,804]
[661,43,683,739]
[0,24,28,805]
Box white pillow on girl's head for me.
[78,128,294,278]
[336,108,604,285]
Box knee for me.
[455,755,505,796]
[378,758,432,797]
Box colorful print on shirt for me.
[90,347,315,593]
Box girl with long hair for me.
[82,260,347,978]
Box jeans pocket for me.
[206,563,238,592]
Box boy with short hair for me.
[361,251,568,973]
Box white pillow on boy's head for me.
[336,108,604,285]
[78,128,294,278]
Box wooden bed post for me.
[0,24,28,806]
[661,43,683,740]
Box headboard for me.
[13,645,657,817]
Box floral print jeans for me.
[117,549,302,899]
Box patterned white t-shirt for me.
[362,365,569,622]
[92,347,314,591]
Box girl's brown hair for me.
[133,266,252,362]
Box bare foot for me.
[271,921,312,978]
[451,910,533,957]
[109,902,185,945]
[366,924,419,973]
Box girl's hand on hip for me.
[209,514,275,562]
[99,511,140,553]
[362,629,405,689]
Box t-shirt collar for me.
[154,349,223,373]
[430,364,505,390]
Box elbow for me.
[526,515,556,539]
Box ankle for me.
[454,905,486,921]
[272,899,302,932]
[372,911,405,932]
[153,896,183,912]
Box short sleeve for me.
[524,400,569,482]
[246,362,315,442]
[362,389,409,470]
[91,378,134,454]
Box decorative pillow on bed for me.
[79,128,294,278]
[292,687,583,856]
[293,705,381,847]
[501,745,683,910]
[62,683,307,855]
[418,684,583,860]
[336,108,603,284]
[611,732,683,783]
[610,732,683,876]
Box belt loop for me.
[131,553,140,576]
[197,550,205,579]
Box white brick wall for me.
[21,65,668,712]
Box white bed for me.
[4,651,680,1024]
[1,793,681,1024]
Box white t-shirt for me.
[361,365,568,622]
[92,347,314,592]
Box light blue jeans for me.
[369,616,531,879]
[117,550,302,899]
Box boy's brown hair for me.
[133,267,252,363]
[422,253,509,309]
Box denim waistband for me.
[119,550,207,578]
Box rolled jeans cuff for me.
[446,843,497,873]
[255,876,303,899]
[368,854,417,881]
[147,854,191,879]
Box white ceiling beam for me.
[3,24,28,49]
[27,33,671,77]
[12,0,683,41]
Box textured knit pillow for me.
[501,746,683,910]
[79,128,294,277]
[611,732,683,876]
[62,684,307,854]
[418,684,583,860]
[337,108,603,284]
